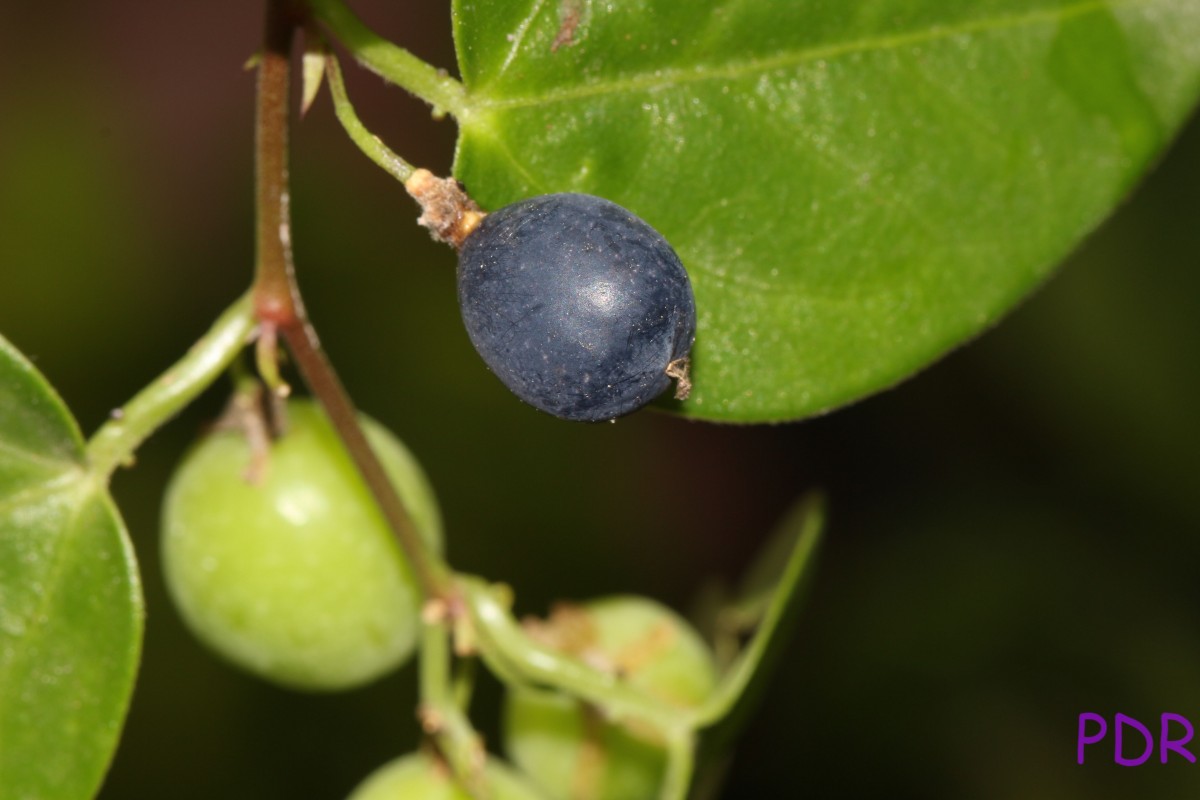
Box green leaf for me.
[0,335,143,800]
[449,0,1200,421]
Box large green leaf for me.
[0,336,142,799]
[449,0,1200,421]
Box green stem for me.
[85,293,256,481]
[660,731,697,800]
[305,0,468,119]
[419,622,487,794]
[419,620,452,711]
[325,53,416,182]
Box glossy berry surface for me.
[457,193,696,422]
[161,400,442,691]
[347,752,547,800]
[504,596,718,800]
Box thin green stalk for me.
[325,53,416,182]
[305,0,468,119]
[660,731,697,800]
[419,622,487,795]
[419,620,452,712]
[86,292,256,480]
[452,653,477,711]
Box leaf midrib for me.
[466,0,1144,113]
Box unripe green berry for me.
[161,399,441,691]
[347,752,547,800]
[504,596,717,800]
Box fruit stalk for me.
[660,732,698,800]
[417,620,487,793]
[324,52,416,183]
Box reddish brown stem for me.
[254,0,302,324]
[280,319,451,597]
[252,0,450,600]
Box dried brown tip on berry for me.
[211,381,273,485]
[404,168,487,248]
[666,356,692,400]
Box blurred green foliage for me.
[0,2,1197,798]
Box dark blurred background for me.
[2,3,1198,798]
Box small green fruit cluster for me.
[347,752,547,800]
[504,596,718,800]
[161,399,441,691]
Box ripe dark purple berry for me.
[456,193,696,422]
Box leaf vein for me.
[471,0,1145,112]
[495,0,551,81]
[0,437,78,472]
